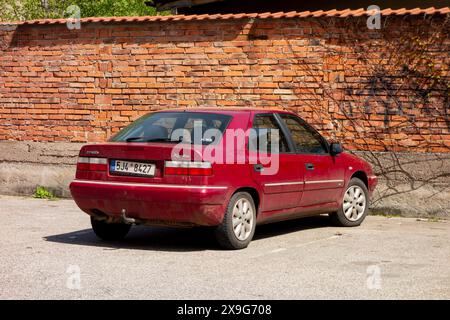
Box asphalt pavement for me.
[1,195,449,299]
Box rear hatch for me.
[75,110,234,186]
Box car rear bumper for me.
[69,180,229,227]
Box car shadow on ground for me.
[44,215,332,252]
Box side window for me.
[250,114,290,153]
[279,114,328,154]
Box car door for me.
[248,113,304,212]
[277,113,344,207]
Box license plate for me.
[110,160,155,177]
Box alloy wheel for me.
[232,198,254,241]
[343,185,366,221]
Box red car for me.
[70,109,377,249]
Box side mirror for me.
[330,142,343,156]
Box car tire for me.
[330,178,369,227]
[90,216,131,241]
[215,192,257,250]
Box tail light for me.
[77,157,107,171]
[164,161,212,176]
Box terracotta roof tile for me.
[340,9,353,18]
[424,7,439,14]
[352,8,367,17]
[409,8,423,15]
[394,8,408,15]
[258,12,272,18]
[326,9,338,17]
[1,7,448,26]
[380,8,393,16]
[285,11,299,18]
[271,12,286,18]
[312,10,325,17]
[298,11,312,18]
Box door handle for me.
[254,164,264,172]
[305,163,314,170]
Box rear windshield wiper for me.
[125,137,181,143]
[125,137,145,142]
[146,138,178,143]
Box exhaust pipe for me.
[121,209,136,225]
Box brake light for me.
[164,161,212,176]
[77,157,107,171]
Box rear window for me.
[110,112,232,145]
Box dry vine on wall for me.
[280,15,450,205]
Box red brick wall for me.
[0,15,449,152]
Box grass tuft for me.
[34,186,56,200]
